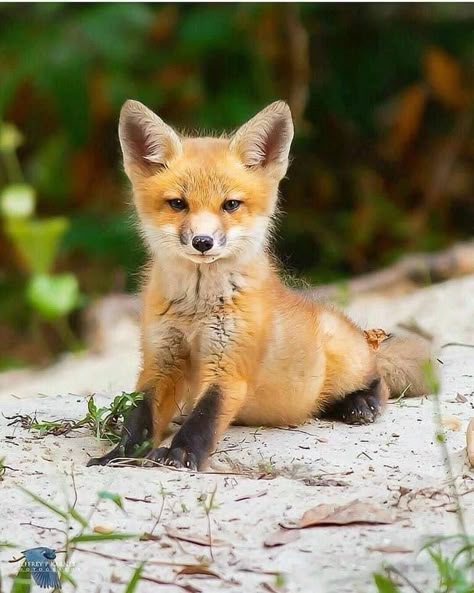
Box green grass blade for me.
[60,568,77,587]
[70,533,137,543]
[98,490,124,510]
[68,506,88,527]
[11,562,31,593]
[19,486,68,520]
[373,573,400,593]
[124,563,145,593]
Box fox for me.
[88,100,433,471]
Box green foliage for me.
[7,390,145,445]
[6,218,69,275]
[0,184,35,218]
[374,573,400,593]
[10,563,31,593]
[26,273,79,320]
[124,564,145,593]
[374,538,474,592]
[86,391,145,443]
[15,485,141,592]
[0,119,81,363]
[98,490,124,511]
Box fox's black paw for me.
[87,444,127,467]
[339,392,380,424]
[144,446,198,471]
[321,378,383,425]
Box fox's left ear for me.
[230,101,294,175]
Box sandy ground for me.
[1,276,473,593]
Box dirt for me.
[1,275,473,593]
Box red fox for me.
[88,100,432,471]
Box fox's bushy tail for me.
[375,334,434,398]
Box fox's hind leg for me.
[320,377,389,425]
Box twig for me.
[386,565,424,593]
[125,495,152,504]
[74,547,204,568]
[19,521,68,536]
[71,465,78,510]
[148,485,166,537]
[107,457,247,476]
[139,575,200,592]
[397,321,433,341]
[389,383,412,405]
[431,377,473,570]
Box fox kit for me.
[88,100,432,471]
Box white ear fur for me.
[230,101,294,172]
[119,100,182,176]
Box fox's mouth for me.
[182,252,222,264]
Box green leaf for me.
[98,490,124,510]
[11,562,31,593]
[0,184,35,219]
[19,486,69,520]
[27,273,79,319]
[59,568,77,588]
[373,574,400,593]
[4,217,69,274]
[0,122,23,152]
[70,532,137,544]
[68,506,89,527]
[422,359,440,394]
[125,563,145,593]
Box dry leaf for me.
[424,47,469,109]
[125,495,152,503]
[364,329,390,351]
[92,524,115,534]
[467,418,474,467]
[235,490,268,502]
[140,532,160,541]
[303,478,349,487]
[455,393,468,403]
[177,565,220,578]
[165,527,226,547]
[264,528,300,548]
[368,544,413,553]
[443,415,462,431]
[383,84,427,158]
[299,500,394,528]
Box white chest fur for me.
[146,258,246,358]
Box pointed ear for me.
[118,100,182,177]
[230,101,294,173]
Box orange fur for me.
[117,99,432,468]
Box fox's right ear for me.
[118,100,182,177]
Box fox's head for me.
[119,100,294,265]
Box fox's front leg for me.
[147,377,248,471]
[87,327,188,466]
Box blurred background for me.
[0,3,473,368]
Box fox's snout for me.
[178,213,228,260]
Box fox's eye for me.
[222,199,242,213]
[167,198,187,211]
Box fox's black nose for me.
[192,235,214,253]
